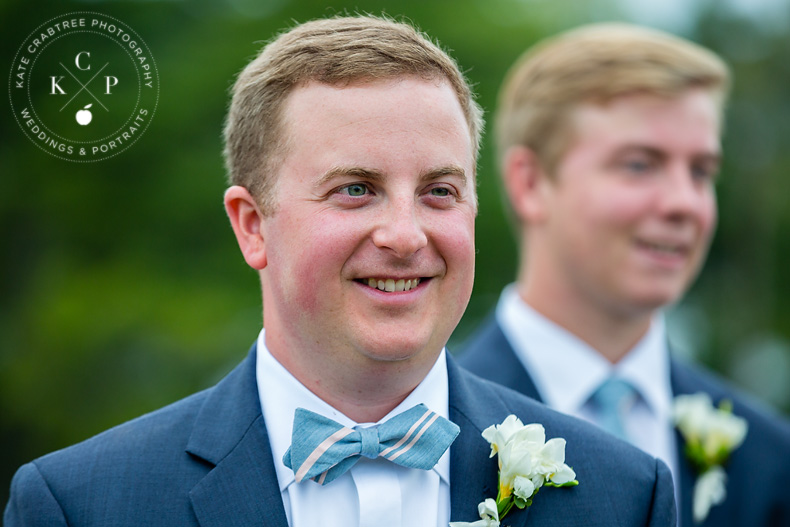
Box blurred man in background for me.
[5,15,676,526]
[460,23,790,526]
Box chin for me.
[358,336,441,364]
[620,274,691,310]
[627,289,685,314]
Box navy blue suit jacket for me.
[458,315,790,527]
[5,344,676,526]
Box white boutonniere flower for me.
[672,393,748,523]
[449,415,578,527]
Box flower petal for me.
[693,466,727,523]
[448,499,501,527]
[482,415,526,458]
[550,464,577,485]
[541,438,567,464]
[478,498,499,520]
[512,423,545,446]
[513,475,536,500]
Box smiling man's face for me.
[258,76,477,375]
[532,89,720,317]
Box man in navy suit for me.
[5,16,676,526]
[459,23,790,527]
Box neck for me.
[518,272,653,364]
[265,329,436,423]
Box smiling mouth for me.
[635,239,688,257]
[357,277,422,292]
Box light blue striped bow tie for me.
[283,403,460,485]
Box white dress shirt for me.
[255,329,451,527]
[496,286,680,492]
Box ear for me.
[224,185,268,270]
[502,145,551,224]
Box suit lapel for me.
[461,317,544,402]
[186,345,289,527]
[447,355,530,527]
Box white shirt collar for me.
[496,284,673,420]
[255,328,451,493]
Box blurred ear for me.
[502,145,551,224]
[224,186,268,270]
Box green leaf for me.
[545,479,579,488]
[497,497,514,518]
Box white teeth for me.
[363,277,421,292]
[646,242,680,254]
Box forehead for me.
[282,77,467,132]
[277,76,475,174]
[566,90,721,155]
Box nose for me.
[371,200,428,259]
[658,164,715,223]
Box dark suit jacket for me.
[5,344,676,526]
[458,315,790,527]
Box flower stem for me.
[496,494,514,519]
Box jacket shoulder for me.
[672,359,790,446]
[38,386,210,471]
[6,387,214,525]
[672,359,790,525]
[455,314,507,367]
[453,315,535,394]
[449,363,676,526]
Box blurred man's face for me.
[260,77,477,374]
[535,89,720,317]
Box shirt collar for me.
[255,329,451,492]
[496,285,673,419]
[617,316,673,419]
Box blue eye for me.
[625,159,651,173]
[341,184,368,196]
[691,164,717,182]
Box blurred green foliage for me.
[2,0,790,507]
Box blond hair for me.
[224,15,483,214]
[496,23,730,175]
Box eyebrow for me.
[316,167,385,187]
[316,165,468,187]
[422,165,468,185]
[613,145,721,165]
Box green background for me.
[3,0,790,507]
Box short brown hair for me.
[224,15,483,214]
[496,23,730,175]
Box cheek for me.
[435,214,476,286]
[270,214,359,313]
[567,187,647,235]
[598,185,653,222]
[298,237,355,307]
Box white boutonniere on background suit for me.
[450,415,578,527]
[673,393,748,524]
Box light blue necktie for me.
[590,377,635,441]
[283,403,459,485]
